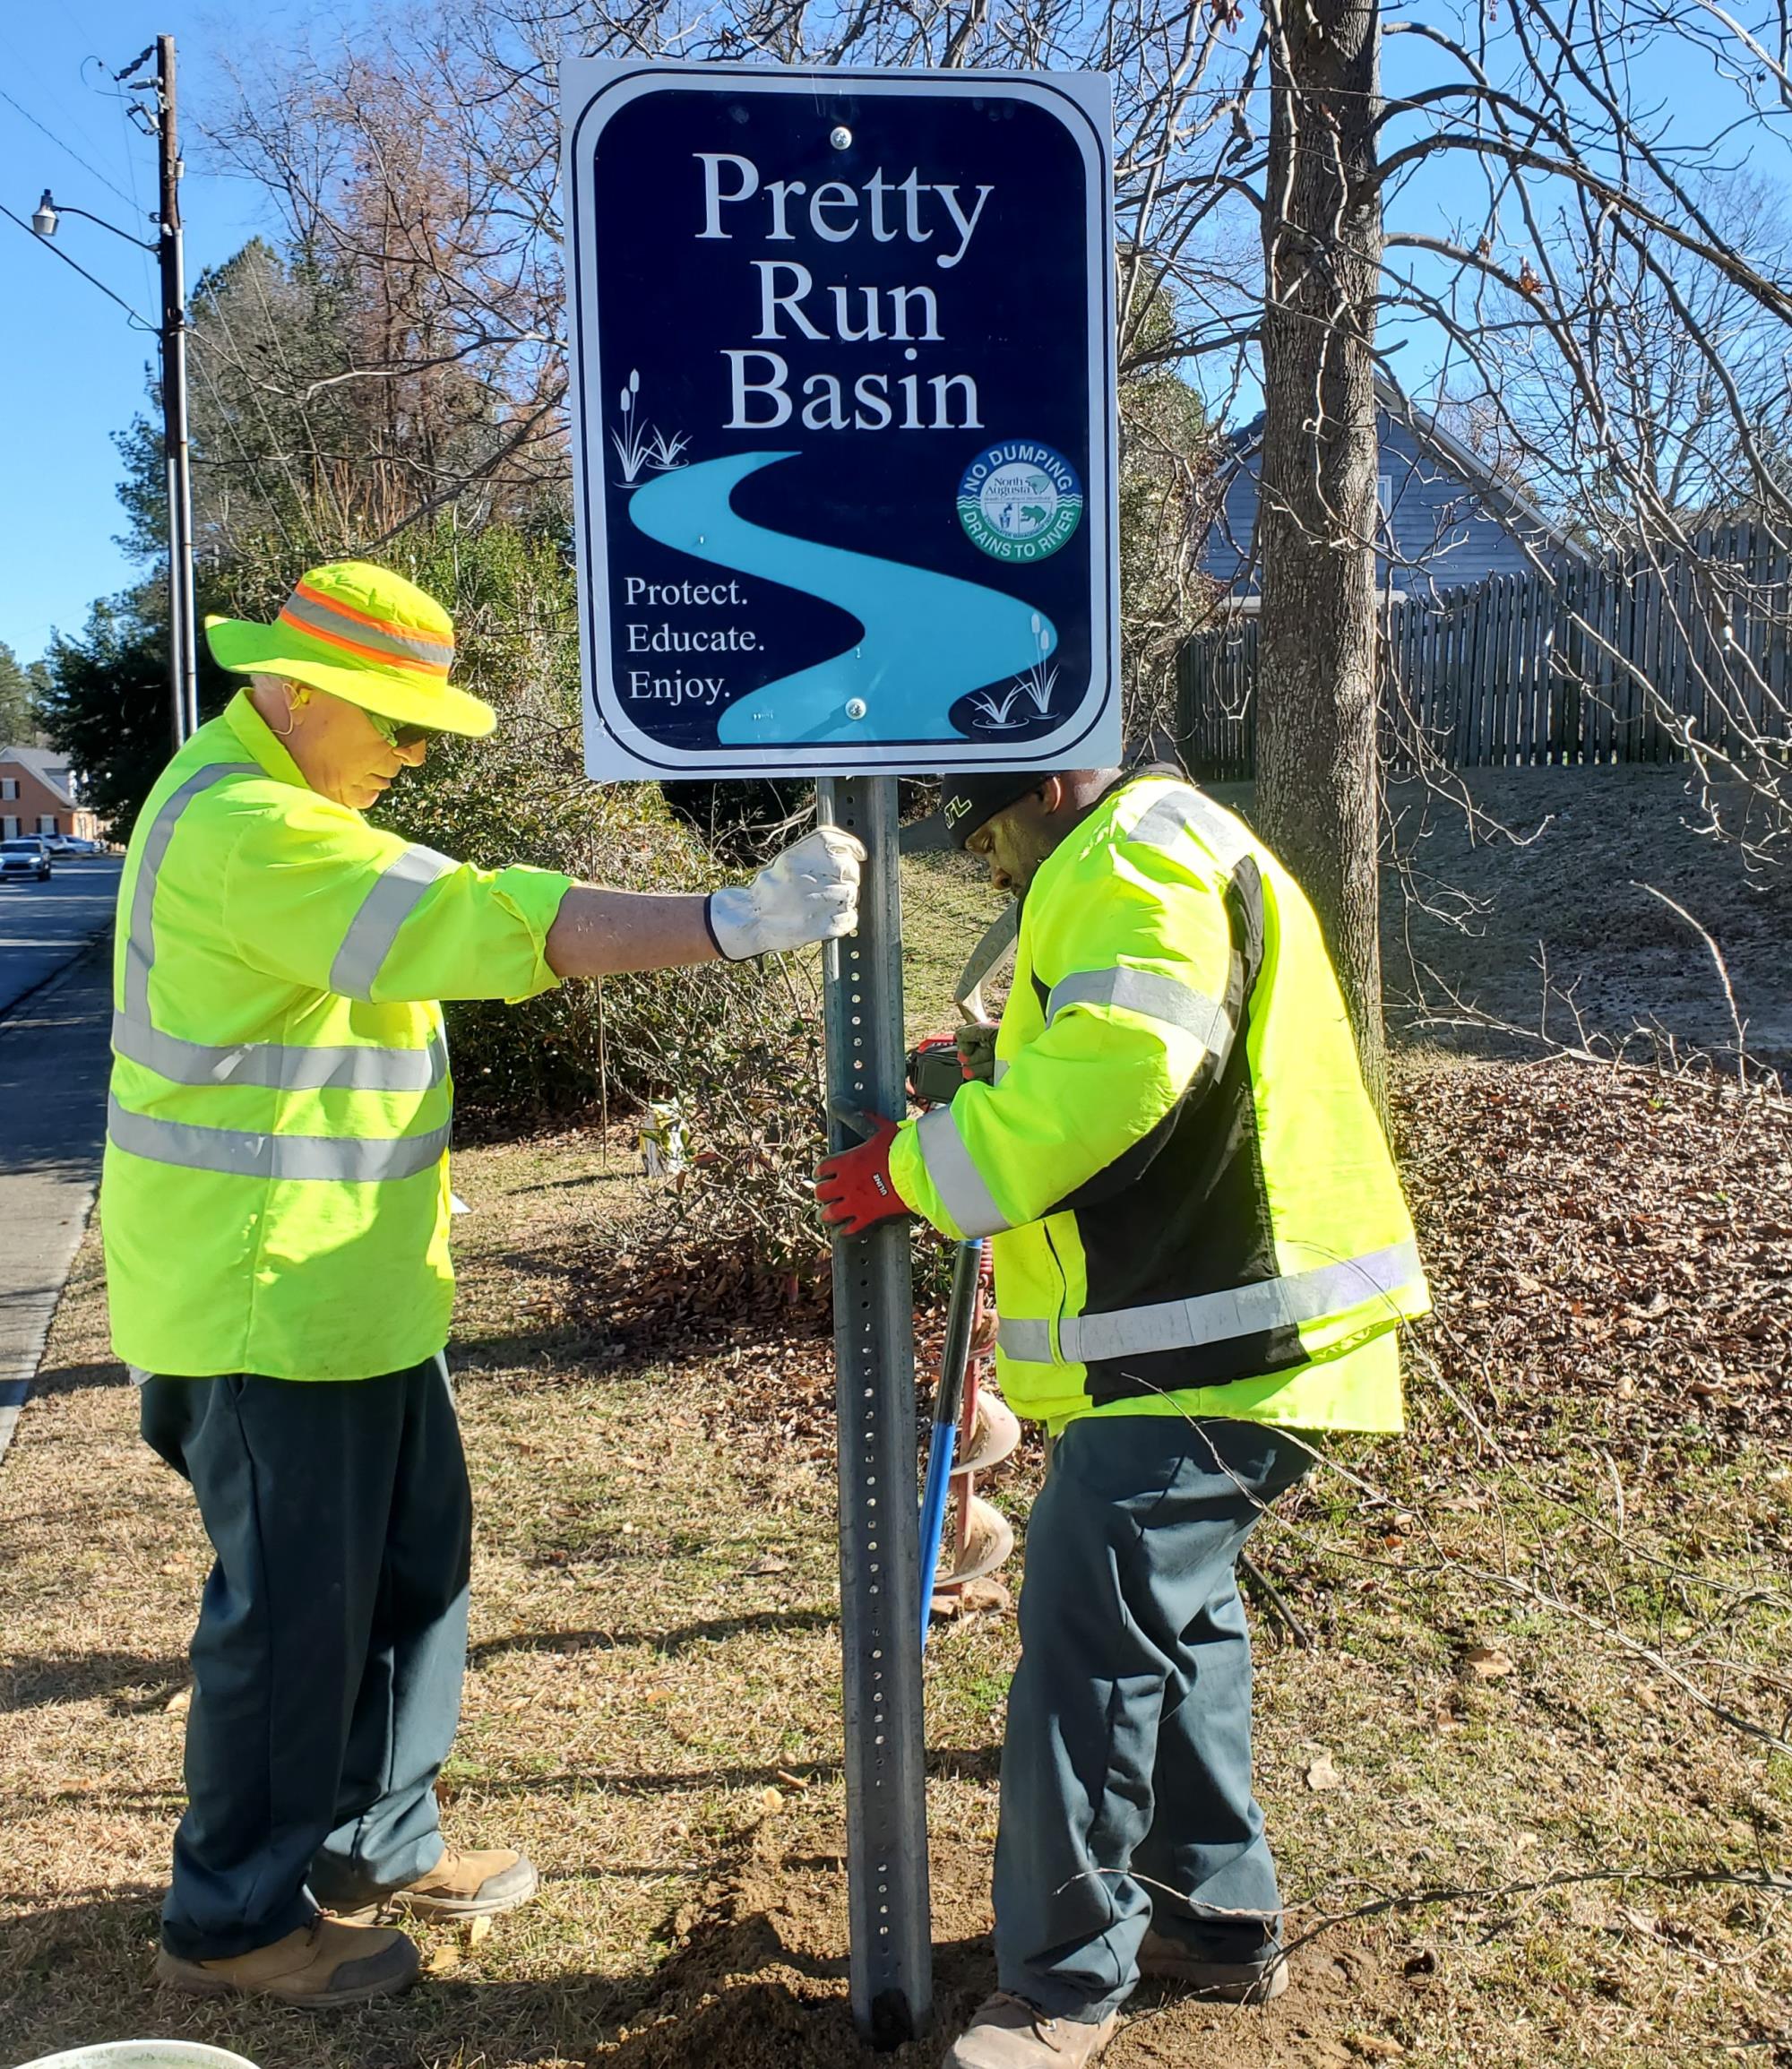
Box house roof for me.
[0,744,75,806]
[1218,372,1578,560]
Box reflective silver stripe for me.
[330,845,457,998]
[916,1104,1012,1238]
[998,1317,1053,1361]
[280,590,454,668]
[1046,967,1233,1053]
[1129,785,1256,873]
[998,1240,1424,1365]
[108,1094,450,1182]
[112,1012,447,1093]
[125,763,262,1022]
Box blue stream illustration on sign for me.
[626,452,1056,745]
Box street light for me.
[20,39,196,754]
[34,190,154,253]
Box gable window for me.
[0,778,17,801]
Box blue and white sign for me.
[564,62,1118,778]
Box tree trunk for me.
[1254,0,1388,1116]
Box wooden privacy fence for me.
[1177,529,1792,780]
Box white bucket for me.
[14,2045,260,2069]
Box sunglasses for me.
[366,710,439,751]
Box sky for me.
[3,2,1788,669]
[0,2,366,667]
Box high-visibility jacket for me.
[101,691,573,1382]
[888,769,1430,1434]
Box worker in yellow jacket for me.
[106,561,861,2009]
[816,766,1426,2069]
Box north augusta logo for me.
[957,442,1084,562]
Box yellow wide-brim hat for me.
[204,560,496,737]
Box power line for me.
[0,201,153,328]
[107,60,159,314]
[0,84,142,211]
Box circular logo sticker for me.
[957,442,1084,562]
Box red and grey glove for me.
[814,1116,909,1236]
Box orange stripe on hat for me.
[275,608,452,678]
[290,576,454,661]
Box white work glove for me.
[706,826,866,960]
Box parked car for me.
[40,832,73,855]
[0,836,53,881]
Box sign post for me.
[564,58,1116,2045]
[816,772,931,2042]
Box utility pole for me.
[25,40,197,754]
[155,36,198,744]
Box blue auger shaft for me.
[919,1237,985,1651]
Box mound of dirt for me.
[594,1833,1416,2067]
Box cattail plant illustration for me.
[612,368,651,482]
[969,685,1028,728]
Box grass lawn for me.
[2,852,1788,2066]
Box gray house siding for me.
[1374,415,1540,591]
[1203,402,1559,600]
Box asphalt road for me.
[0,856,122,1017]
[0,858,119,1460]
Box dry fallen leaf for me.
[465,1915,493,1946]
[760,1787,786,1815]
[1461,1644,1516,1680]
[1346,2036,1406,2062]
[1305,1751,1342,1791]
[164,1685,192,1716]
[425,1945,461,1975]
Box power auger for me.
[908,902,1024,1641]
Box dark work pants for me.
[993,1415,1313,2021]
[141,1354,472,1961]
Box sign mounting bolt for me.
[846,698,868,720]
[830,125,853,151]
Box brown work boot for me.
[154,1918,418,2008]
[1137,1925,1289,2003]
[945,1992,1119,2068]
[388,1845,538,1920]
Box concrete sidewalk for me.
[0,946,113,1462]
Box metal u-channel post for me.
[817,774,932,2047]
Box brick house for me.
[0,745,103,843]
